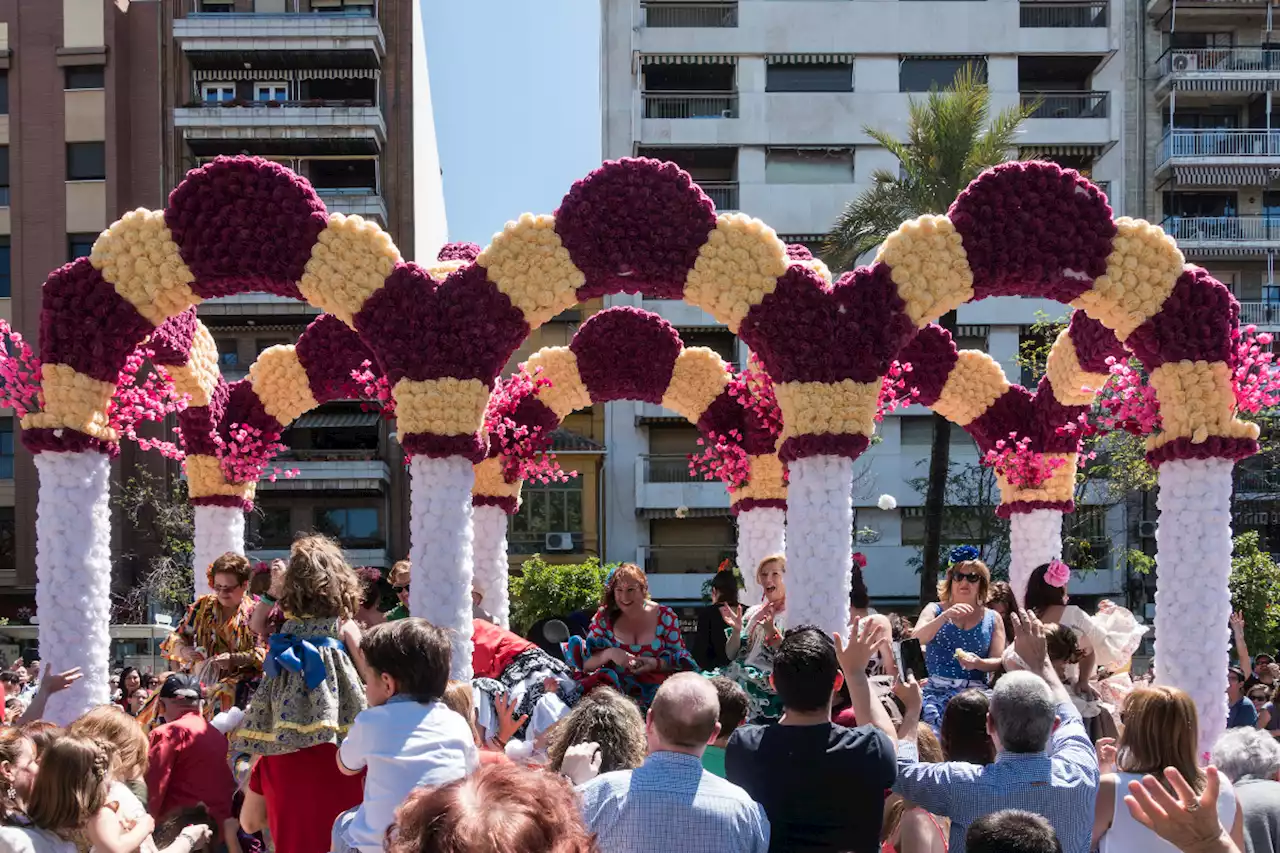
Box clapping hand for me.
[1125,766,1233,853]
[719,604,744,635]
[834,617,888,677]
[1096,737,1118,774]
[494,691,529,745]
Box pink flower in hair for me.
[1044,559,1071,588]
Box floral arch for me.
[20,156,1255,746]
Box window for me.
[901,506,988,546]
[1163,192,1237,219]
[313,507,382,547]
[0,72,8,116]
[765,148,855,184]
[68,234,97,261]
[508,479,584,554]
[900,57,986,92]
[0,508,13,572]
[215,337,239,369]
[64,66,105,90]
[0,237,9,298]
[766,61,853,93]
[0,419,11,479]
[198,1,236,11]
[900,416,978,451]
[254,82,289,103]
[66,142,106,181]
[0,147,8,207]
[254,506,293,548]
[200,83,236,103]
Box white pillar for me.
[409,456,476,679]
[471,503,511,630]
[1008,509,1065,605]
[785,456,854,635]
[736,506,785,607]
[192,504,246,599]
[1154,458,1235,756]
[34,452,113,724]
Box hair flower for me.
[852,552,868,569]
[1044,558,1071,588]
[948,545,980,565]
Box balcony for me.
[197,292,320,318]
[1159,129,1280,174]
[699,181,738,212]
[250,547,390,568]
[260,451,390,491]
[1021,91,1110,119]
[1148,0,1273,20]
[635,454,729,511]
[1237,466,1280,492]
[1238,300,1280,329]
[1157,49,1280,98]
[642,91,738,119]
[174,101,385,156]
[315,187,387,224]
[1161,216,1280,252]
[1019,1,1108,27]
[174,11,384,67]
[641,1,738,28]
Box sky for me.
[421,0,603,247]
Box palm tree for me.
[822,64,1035,607]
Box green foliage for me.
[112,470,194,622]
[510,555,616,635]
[823,64,1035,270]
[1125,548,1157,577]
[700,564,745,604]
[1229,531,1280,656]
[908,460,1010,580]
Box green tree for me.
[825,65,1035,607]
[112,470,194,622]
[908,460,1011,582]
[1229,531,1280,656]
[510,555,616,635]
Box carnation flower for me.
[877,494,897,511]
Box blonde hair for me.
[937,559,991,604]
[68,705,148,782]
[882,724,948,844]
[755,554,786,588]
[442,681,482,746]
[281,535,361,619]
[389,559,411,588]
[1119,686,1204,793]
[25,734,110,839]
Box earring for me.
[6,785,15,801]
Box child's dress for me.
[230,615,366,756]
[90,781,158,853]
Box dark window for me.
[216,337,240,369]
[313,507,383,547]
[254,506,293,548]
[0,419,11,479]
[1162,192,1237,218]
[68,233,96,261]
[0,507,13,571]
[67,142,106,181]
[0,237,9,298]
[64,66,105,90]
[0,73,8,116]
[198,1,236,11]
[766,62,853,93]
[900,57,987,92]
[508,479,585,555]
[0,147,8,207]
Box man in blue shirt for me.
[894,612,1099,853]
[1227,666,1259,729]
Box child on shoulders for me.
[331,618,478,853]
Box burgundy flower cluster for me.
[1066,311,1126,374]
[948,161,1116,303]
[178,379,230,458]
[438,242,481,263]
[483,369,574,485]
[295,314,379,404]
[147,310,199,367]
[38,258,156,383]
[894,326,960,407]
[165,156,328,299]
[555,158,718,301]
[1125,267,1238,370]
[569,306,683,404]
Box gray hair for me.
[990,671,1056,754]
[1212,727,1280,783]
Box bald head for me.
[648,673,720,751]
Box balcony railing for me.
[1021,91,1110,119]
[276,449,380,462]
[643,92,739,119]
[641,454,697,483]
[1237,468,1280,492]
[638,544,736,575]
[1162,216,1280,243]
[1239,300,1280,326]
[192,98,374,109]
[1019,1,1108,27]
[1159,48,1280,77]
[699,181,739,211]
[1162,129,1280,159]
[641,1,738,27]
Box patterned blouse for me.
[161,593,265,676]
[564,603,699,708]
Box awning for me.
[767,53,853,64]
[1173,78,1280,93]
[640,54,737,65]
[777,233,830,245]
[549,428,607,454]
[192,68,379,81]
[289,411,381,429]
[1021,144,1106,158]
[1173,164,1277,186]
[296,69,380,80]
[640,507,732,519]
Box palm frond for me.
[822,179,917,271]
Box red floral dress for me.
[563,604,698,708]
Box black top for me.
[725,721,896,853]
[691,604,733,670]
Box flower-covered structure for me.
[898,310,1127,599]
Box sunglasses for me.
[394,584,410,594]
[951,572,982,584]
[212,583,243,593]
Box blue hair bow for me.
[265,633,345,691]
[948,545,980,565]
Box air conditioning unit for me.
[721,109,734,119]
[1171,52,1199,72]
[1138,520,1158,539]
[544,532,575,552]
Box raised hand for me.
[893,674,923,719]
[1096,737,1117,774]
[719,604,744,635]
[945,603,975,624]
[1011,610,1049,670]
[561,742,603,786]
[1125,766,1233,852]
[494,690,529,744]
[834,618,888,677]
[42,667,82,694]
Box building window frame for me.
[66,142,106,182]
[68,234,97,262]
[508,478,585,555]
[0,419,12,480]
[64,65,105,91]
[254,82,290,103]
[0,237,9,298]
[765,61,854,93]
[899,56,988,93]
[200,82,236,104]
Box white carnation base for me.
[785,456,853,635]
[409,456,475,679]
[1154,458,1234,756]
[736,507,785,608]
[1009,509,1064,605]
[192,504,246,599]
[471,504,511,630]
[34,451,113,724]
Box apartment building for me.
[1137,0,1280,557]
[600,0,1133,609]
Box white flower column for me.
[471,503,511,629]
[1154,458,1235,754]
[192,505,246,599]
[409,456,476,679]
[1008,509,1064,604]
[736,507,785,607]
[785,456,854,635]
[34,452,112,724]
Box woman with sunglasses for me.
[912,550,1004,731]
[384,559,411,620]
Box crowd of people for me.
[0,541,1271,853]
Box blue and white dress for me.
[921,603,996,731]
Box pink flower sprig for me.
[876,360,919,422]
[981,432,1068,488]
[689,353,787,490]
[351,359,395,419]
[113,347,190,460]
[485,368,575,485]
[689,429,753,490]
[214,422,298,484]
[0,320,42,417]
[1089,356,1162,437]
[1230,326,1280,416]
[726,353,783,441]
